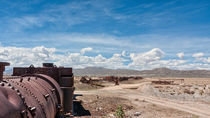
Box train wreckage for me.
[0,62,74,118]
[0,62,145,118]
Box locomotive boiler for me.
[0,62,74,118]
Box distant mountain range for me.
[73,67,210,78]
[4,66,210,78]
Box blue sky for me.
[0,0,210,70]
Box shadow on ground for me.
[73,94,91,116]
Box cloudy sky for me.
[0,0,210,70]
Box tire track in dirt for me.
[124,93,210,118]
[76,82,210,118]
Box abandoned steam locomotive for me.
[0,62,74,118]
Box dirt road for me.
[76,82,210,118]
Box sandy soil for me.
[74,77,210,118]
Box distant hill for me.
[4,66,210,78]
[73,67,210,78]
[73,67,142,76]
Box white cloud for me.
[0,45,209,70]
[147,59,187,69]
[192,52,204,58]
[177,52,184,59]
[0,46,56,67]
[0,45,127,69]
[128,48,189,70]
[206,57,210,63]
[14,16,43,28]
[29,33,135,49]
[80,47,93,55]
[191,52,210,63]
[121,50,129,57]
[129,48,165,68]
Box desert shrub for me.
[190,91,195,94]
[114,105,125,118]
[152,104,156,107]
[183,89,191,94]
[170,92,175,95]
[200,90,204,95]
[183,89,195,95]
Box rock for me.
[134,112,141,116]
[108,114,114,117]
[170,92,175,95]
[198,86,204,90]
[96,107,102,111]
[206,85,210,89]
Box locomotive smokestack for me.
[0,62,10,81]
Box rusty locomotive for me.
[0,62,74,118]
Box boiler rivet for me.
[15,89,20,92]
[10,86,15,90]
[0,83,4,86]
[44,94,49,99]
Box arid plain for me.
[74,76,210,118]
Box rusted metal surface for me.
[151,80,174,85]
[61,87,74,114]
[13,63,74,114]
[13,64,73,83]
[152,79,184,85]
[103,76,143,82]
[0,62,10,81]
[0,74,63,118]
[0,62,74,118]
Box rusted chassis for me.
[0,62,74,118]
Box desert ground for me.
[74,77,210,118]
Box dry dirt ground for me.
[74,77,210,118]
